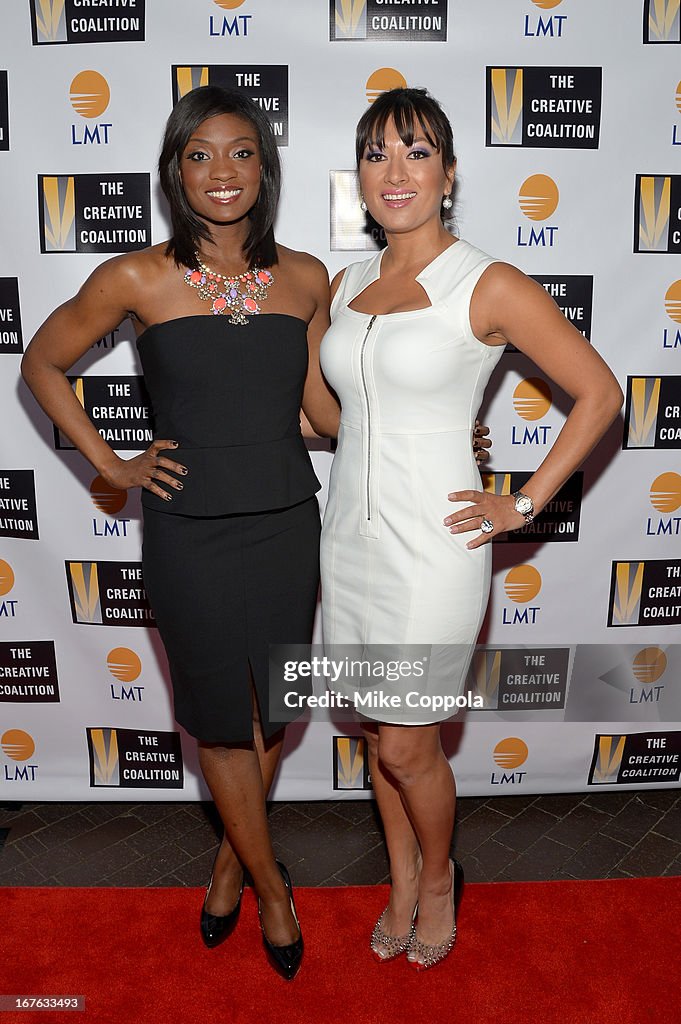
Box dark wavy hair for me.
[159,85,280,270]
[355,87,457,220]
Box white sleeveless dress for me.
[319,239,505,724]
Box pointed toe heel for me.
[258,861,304,981]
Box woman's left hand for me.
[444,490,527,549]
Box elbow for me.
[605,379,624,422]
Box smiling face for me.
[358,115,455,236]
[179,112,262,226]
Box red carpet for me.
[3,878,680,1024]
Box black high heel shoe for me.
[200,860,244,949]
[257,861,304,980]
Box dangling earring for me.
[360,196,367,212]
[442,194,453,210]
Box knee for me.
[377,738,433,785]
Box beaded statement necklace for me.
[184,252,274,325]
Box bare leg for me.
[199,682,296,945]
[373,724,457,963]
[362,724,421,957]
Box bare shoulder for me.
[475,261,548,306]
[82,243,169,291]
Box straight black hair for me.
[159,85,280,270]
[355,87,456,219]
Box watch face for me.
[515,494,533,514]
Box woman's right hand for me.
[101,439,188,502]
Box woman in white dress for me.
[319,88,622,970]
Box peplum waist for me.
[141,434,321,516]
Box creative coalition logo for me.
[643,0,680,42]
[511,377,553,446]
[588,731,681,785]
[623,376,681,449]
[528,275,592,342]
[333,735,371,790]
[69,70,112,146]
[330,0,447,41]
[634,175,681,253]
[0,471,39,541]
[107,647,144,703]
[172,66,288,146]
[66,561,155,626]
[0,279,23,354]
[0,560,18,619]
[645,471,681,537]
[490,737,529,785]
[329,170,385,251]
[470,647,570,710]
[501,565,543,626]
[482,471,582,542]
[517,174,560,247]
[1,729,38,782]
[208,0,253,38]
[0,642,59,704]
[0,71,9,151]
[523,0,568,38]
[30,0,145,44]
[38,174,151,254]
[608,559,681,626]
[487,67,601,148]
[86,727,183,788]
[54,376,152,451]
[90,475,131,539]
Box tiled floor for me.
[1,789,679,889]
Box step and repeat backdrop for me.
[1,0,680,800]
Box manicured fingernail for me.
[180,467,189,475]
[444,517,452,525]
[450,527,458,534]
[164,493,173,501]
[175,482,184,490]
[170,441,179,447]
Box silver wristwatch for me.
[512,490,535,524]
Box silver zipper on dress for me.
[360,315,377,521]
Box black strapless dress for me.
[137,314,321,743]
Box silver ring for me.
[480,517,494,534]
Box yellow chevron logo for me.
[89,728,120,786]
[335,736,366,788]
[638,177,671,251]
[612,562,645,626]
[175,67,210,100]
[33,0,67,42]
[68,561,102,624]
[472,649,501,705]
[489,68,524,145]
[627,377,660,448]
[41,176,76,252]
[334,0,367,38]
[592,734,626,784]
[647,0,680,41]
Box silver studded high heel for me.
[370,903,418,963]
[407,859,464,972]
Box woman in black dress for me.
[21,87,340,981]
